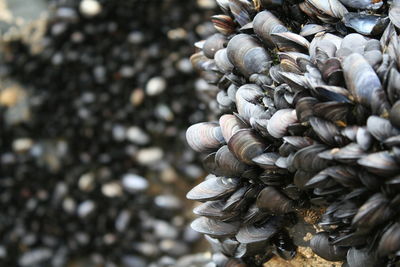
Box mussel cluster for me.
[0,0,215,266]
[187,0,400,266]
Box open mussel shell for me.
[235,216,283,244]
[191,217,240,237]
[186,176,239,201]
[310,232,348,261]
[343,13,388,36]
[256,186,295,214]
[357,151,400,176]
[228,129,267,165]
[186,122,224,152]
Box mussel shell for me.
[186,176,239,201]
[357,151,400,176]
[343,13,388,36]
[235,84,267,122]
[191,217,240,237]
[267,109,298,138]
[293,144,330,172]
[378,222,400,256]
[253,10,288,47]
[219,114,247,143]
[252,152,279,169]
[346,247,376,267]
[295,97,318,122]
[222,185,249,212]
[211,14,236,36]
[332,143,366,164]
[226,34,272,78]
[389,100,400,129]
[235,216,283,244]
[342,53,389,115]
[203,33,228,59]
[215,48,234,74]
[389,0,400,29]
[186,122,225,152]
[314,101,350,123]
[271,32,310,53]
[310,117,342,146]
[300,24,327,37]
[356,127,372,151]
[367,116,400,142]
[256,186,295,213]
[307,0,348,20]
[229,0,254,27]
[352,193,392,229]
[228,129,267,165]
[310,232,348,261]
[215,145,248,176]
[193,200,239,220]
[339,0,383,9]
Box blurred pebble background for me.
[0,0,221,266]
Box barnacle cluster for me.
[186,0,400,266]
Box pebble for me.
[121,173,149,193]
[136,147,164,166]
[77,200,96,218]
[101,182,123,197]
[154,220,179,239]
[18,248,52,267]
[78,172,95,192]
[79,0,102,17]
[12,138,33,152]
[130,88,145,106]
[126,126,150,145]
[154,194,182,210]
[155,104,174,121]
[146,77,167,96]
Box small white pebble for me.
[146,77,166,96]
[80,0,102,17]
